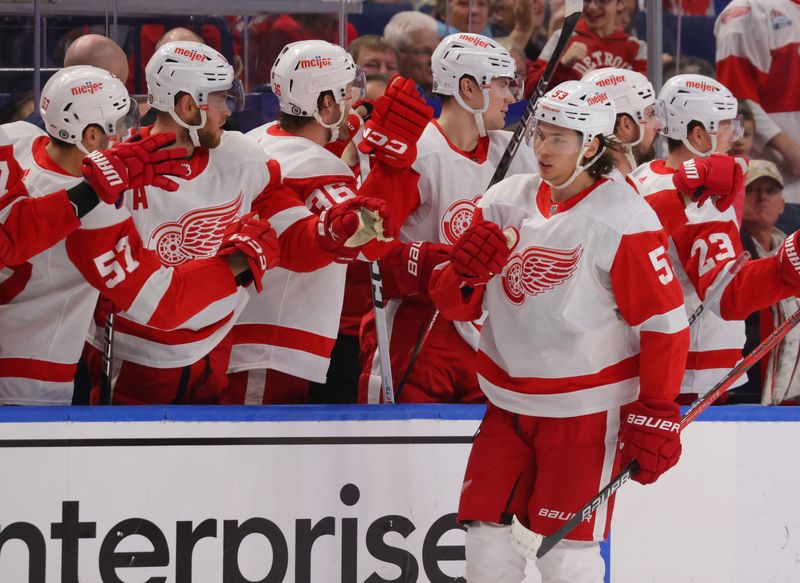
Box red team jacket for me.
[525,20,646,97]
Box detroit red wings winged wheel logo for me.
[502,244,583,305]
[148,192,244,266]
[441,195,482,244]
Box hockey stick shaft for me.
[359,148,395,404]
[369,260,395,404]
[535,304,800,559]
[99,312,114,405]
[487,0,583,189]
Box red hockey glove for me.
[316,196,396,258]
[385,241,452,298]
[776,230,800,289]
[672,154,747,212]
[619,399,682,485]
[111,132,190,192]
[81,149,133,206]
[216,213,280,293]
[451,221,515,286]
[358,76,434,168]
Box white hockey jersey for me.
[374,121,540,349]
[631,159,747,394]
[88,128,270,368]
[228,122,352,382]
[431,173,689,417]
[0,123,241,403]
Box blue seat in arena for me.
[348,2,413,37]
[635,13,717,66]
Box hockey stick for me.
[99,312,115,405]
[687,251,750,326]
[487,0,583,189]
[359,148,395,404]
[513,289,798,562]
[393,0,584,389]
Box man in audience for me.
[348,35,399,77]
[64,33,129,84]
[436,0,492,37]
[384,11,441,96]
[738,160,800,405]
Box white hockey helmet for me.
[656,74,742,157]
[271,40,364,142]
[40,65,130,155]
[529,80,617,188]
[146,41,242,147]
[431,33,524,137]
[581,68,655,146]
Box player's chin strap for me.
[169,108,206,148]
[681,135,716,158]
[542,144,607,190]
[313,105,347,143]
[455,87,491,138]
[621,143,638,171]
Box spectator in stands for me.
[525,0,646,97]
[246,15,359,87]
[435,0,492,36]
[365,73,390,101]
[664,0,717,16]
[616,0,638,34]
[0,90,34,124]
[663,55,715,80]
[737,160,800,405]
[384,11,440,95]
[64,33,129,84]
[490,0,549,61]
[716,0,800,234]
[730,100,755,158]
[348,35,399,76]
[156,27,203,49]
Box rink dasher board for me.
[0,404,796,583]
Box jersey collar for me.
[32,136,74,177]
[649,159,677,175]
[536,177,608,218]
[432,120,490,164]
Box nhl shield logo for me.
[441,195,482,244]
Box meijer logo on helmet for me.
[299,56,333,69]
[458,34,491,48]
[70,82,104,96]
[596,74,626,87]
[586,92,609,106]
[174,47,207,62]
[685,80,717,92]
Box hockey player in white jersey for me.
[631,74,800,402]
[228,39,397,404]
[429,81,689,583]
[81,41,311,404]
[0,66,277,404]
[357,32,536,404]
